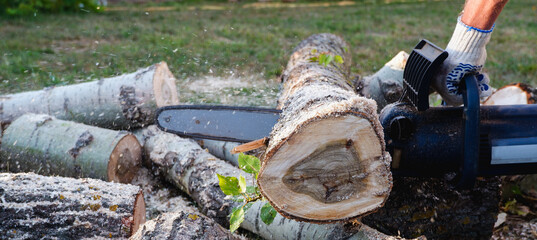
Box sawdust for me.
[179,73,280,107]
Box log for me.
[0,114,142,183]
[483,82,537,105]
[259,33,392,222]
[135,125,399,239]
[131,196,243,240]
[0,62,179,129]
[199,139,242,166]
[0,172,145,239]
[356,51,407,111]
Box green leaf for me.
[309,56,318,62]
[260,202,277,225]
[511,185,522,195]
[334,55,344,64]
[318,54,327,66]
[239,175,247,193]
[238,153,261,174]
[229,206,245,232]
[311,49,318,54]
[217,174,241,196]
[246,186,258,194]
[229,195,245,202]
[326,55,334,66]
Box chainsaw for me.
[156,40,537,188]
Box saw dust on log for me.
[134,125,402,239]
[258,33,392,223]
[0,172,145,239]
[0,114,142,183]
[0,62,178,129]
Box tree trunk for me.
[356,51,407,111]
[0,172,145,239]
[258,33,392,222]
[131,196,243,240]
[0,114,142,183]
[135,125,398,239]
[0,62,179,129]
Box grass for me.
[1,0,536,106]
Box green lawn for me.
[1,0,536,106]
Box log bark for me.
[259,33,392,222]
[356,51,407,111]
[0,62,179,129]
[131,196,243,240]
[0,114,142,183]
[135,125,399,239]
[0,172,145,239]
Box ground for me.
[1,0,537,239]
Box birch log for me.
[131,196,243,240]
[0,114,142,183]
[0,62,179,129]
[135,125,398,239]
[259,33,392,222]
[0,172,145,239]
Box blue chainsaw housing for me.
[380,40,537,188]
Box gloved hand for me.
[432,16,494,106]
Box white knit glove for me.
[432,17,494,105]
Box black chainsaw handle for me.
[458,74,480,189]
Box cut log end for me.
[153,62,180,107]
[259,114,391,222]
[484,83,536,105]
[108,134,142,183]
[131,191,146,235]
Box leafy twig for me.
[217,153,277,232]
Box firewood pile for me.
[2,34,528,239]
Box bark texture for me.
[356,51,407,111]
[135,125,398,239]
[0,114,142,183]
[131,196,243,240]
[0,172,145,239]
[0,62,179,129]
[259,33,392,222]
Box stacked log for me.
[0,114,142,183]
[258,33,392,222]
[134,125,397,239]
[0,172,145,239]
[0,62,179,130]
[131,196,244,240]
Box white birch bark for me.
[0,114,142,183]
[0,62,179,129]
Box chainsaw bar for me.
[156,105,281,143]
